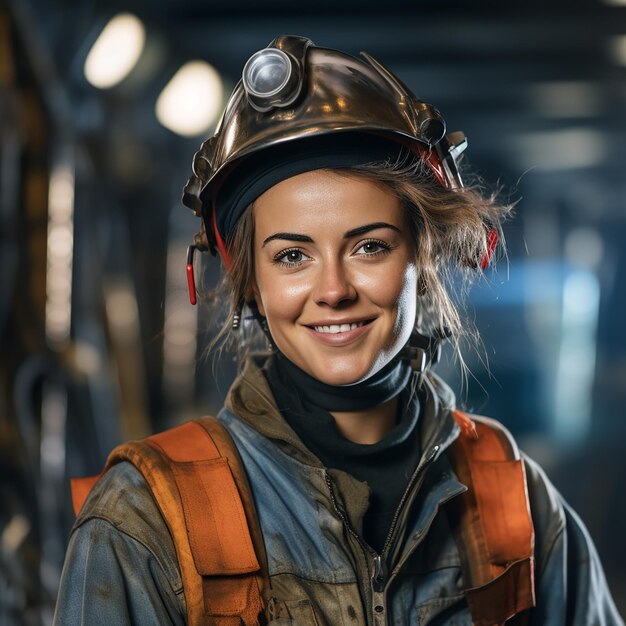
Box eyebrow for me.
[344,222,401,238]
[262,222,401,247]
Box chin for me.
[307,354,380,387]
[315,371,363,387]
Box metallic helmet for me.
[182,34,468,262]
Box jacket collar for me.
[224,355,461,468]
[224,355,468,573]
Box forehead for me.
[252,169,404,234]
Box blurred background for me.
[1,0,625,622]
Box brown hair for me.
[201,154,513,364]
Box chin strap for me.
[400,328,451,372]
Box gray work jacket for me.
[54,358,623,625]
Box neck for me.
[330,396,399,444]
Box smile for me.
[313,321,366,334]
[304,319,375,346]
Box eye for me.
[273,248,309,266]
[354,239,391,256]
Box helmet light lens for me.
[243,49,292,97]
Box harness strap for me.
[72,411,535,625]
[449,410,535,626]
[72,418,266,626]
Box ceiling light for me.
[608,35,626,64]
[84,13,146,89]
[156,61,224,137]
[528,82,602,118]
[511,128,607,171]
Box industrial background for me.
[1,0,626,622]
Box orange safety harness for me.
[71,411,535,626]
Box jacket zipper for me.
[324,442,442,622]
[243,376,449,619]
[379,444,441,562]
[324,472,381,624]
[324,471,374,555]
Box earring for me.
[232,302,243,330]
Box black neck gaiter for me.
[263,351,422,554]
[268,351,412,412]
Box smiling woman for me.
[54,35,623,626]
[253,169,417,387]
[214,145,505,372]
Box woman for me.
[54,36,622,625]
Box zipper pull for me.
[426,444,440,464]
[372,554,387,592]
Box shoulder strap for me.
[71,417,267,626]
[447,410,535,626]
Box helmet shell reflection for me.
[182,35,467,260]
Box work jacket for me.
[54,357,623,625]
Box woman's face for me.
[252,169,417,386]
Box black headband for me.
[207,132,409,244]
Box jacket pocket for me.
[268,597,320,625]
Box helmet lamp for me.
[242,48,301,112]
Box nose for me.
[313,259,357,307]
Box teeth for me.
[313,321,365,334]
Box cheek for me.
[255,268,311,323]
[360,261,417,306]
[391,264,418,331]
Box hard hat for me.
[182,35,469,267]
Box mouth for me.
[303,318,375,345]
[310,320,371,334]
